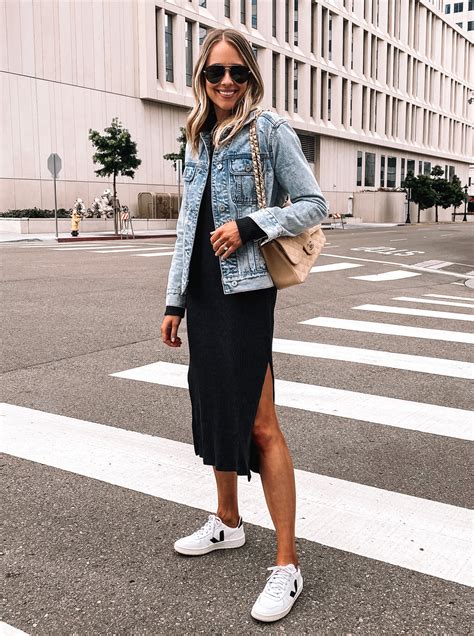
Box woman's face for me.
[204,40,249,122]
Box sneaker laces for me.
[192,514,219,539]
[263,565,296,599]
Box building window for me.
[272,53,278,108]
[155,8,160,79]
[401,158,406,184]
[272,0,277,36]
[407,159,415,175]
[297,133,315,163]
[468,21,474,30]
[328,13,333,61]
[387,157,396,187]
[252,45,258,61]
[294,61,299,112]
[224,0,230,18]
[241,0,246,24]
[310,68,314,117]
[185,21,193,87]
[285,57,290,111]
[199,0,206,6]
[165,13,174,83]
[424,161,431,175]
[328,76,332,121]
[294,0,299,45]
[445,3,451,12]
[469,0,474,9]
[285,0,290,42]
[457,21,463,26]
[448,165,455,181]
[453,2,463,11]
[365,152,375,187]
[418,160,423,174]
[199,24,208,46]
[252,0,257,28]
[380,155,386,187]
[357,151,363,186]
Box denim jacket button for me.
[231,281,238,287]
[217,163,223,170]
[218,204,225,212]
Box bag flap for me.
[272,227,326,265]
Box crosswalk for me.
[2,246,473,636]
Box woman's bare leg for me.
[252,364,298,566]
[213,467,240,528]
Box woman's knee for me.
[252,416,281,450]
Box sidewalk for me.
[0,230,178,243]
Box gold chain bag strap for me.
[249,113,326,289]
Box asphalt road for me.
[1,223,473,635]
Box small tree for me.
[431,164,447,223]
[410,174,437,223]
[450,175,467,218]
[163,127,187,172]
[89,118,141,234]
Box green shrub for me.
[0,207,70,218]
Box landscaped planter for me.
[0,217,177,234]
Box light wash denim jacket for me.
[165,109,328,310]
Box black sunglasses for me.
[203,64,251,84]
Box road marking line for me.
[91,247,174,254]
[355,304,474,322]
[135,251,175,257]
[389,239,408,241]
[310,262,364,273]
[0,622,29,635]
[393,297,474,309]
[319,254,474,279]
[300,317,474,344]
[411,260,454,269]
[1,403,471,586]
[53,245,172,252]
[350,270,421,282]
[425,294,474,303]
[272,338,473,380]
[111,362,472,441]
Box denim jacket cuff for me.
[165,291,186,308]
[247,208,289,246]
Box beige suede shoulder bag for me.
[249,115,326,290]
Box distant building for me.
[1,0,473,219]
[443,0,474,41]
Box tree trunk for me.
[435,205,439,223]
[417,204,421,223]
[113,172,118,235]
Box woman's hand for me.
[161,315,183,347]
[210,221,242,260]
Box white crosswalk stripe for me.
[271,338,473,379]
[424,294,474,302]
[2,403,471,587]
[355,304,474,322]
[393,296,474,309]
[350,270,421,281]
[310,262,363,273]
[300,317,474,344]
[111,361,472,441]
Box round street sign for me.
[47,153,62,178]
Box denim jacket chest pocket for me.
[229,154,269,206]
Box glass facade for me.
[365,152,375,187]
[185,20,193,87]
[165,13,174,83]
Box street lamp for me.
[463,185,468,222]
[405,186,411,224]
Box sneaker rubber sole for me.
[250,579,303,622]
[174,534,246,556]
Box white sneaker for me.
[251,564,303,622]
[174,514,245,556]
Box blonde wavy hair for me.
[186,29,264,156]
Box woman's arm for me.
[246,119,328,246]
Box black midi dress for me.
[184,142,278,481]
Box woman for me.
[161,28,327,623]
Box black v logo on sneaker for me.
[210,530,225,543]
[290,580,298,598]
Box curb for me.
[57,233,177,243]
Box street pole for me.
[463,185,468,222]
[53,156,59,239]
[405,187,411,224]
